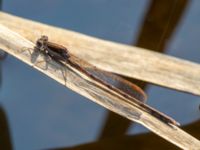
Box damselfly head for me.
[36,35,48,52]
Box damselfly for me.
[35,35,179,127]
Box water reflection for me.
[0,105,12,150]
[0,105,199,149]
[49,120,200,150]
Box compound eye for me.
[36,41,42,48]
[41,35,48,42]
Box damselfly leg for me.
[33,48,68,86]
[16,46,68,86]
[17,47,33,56]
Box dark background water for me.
[0,0,200,150]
